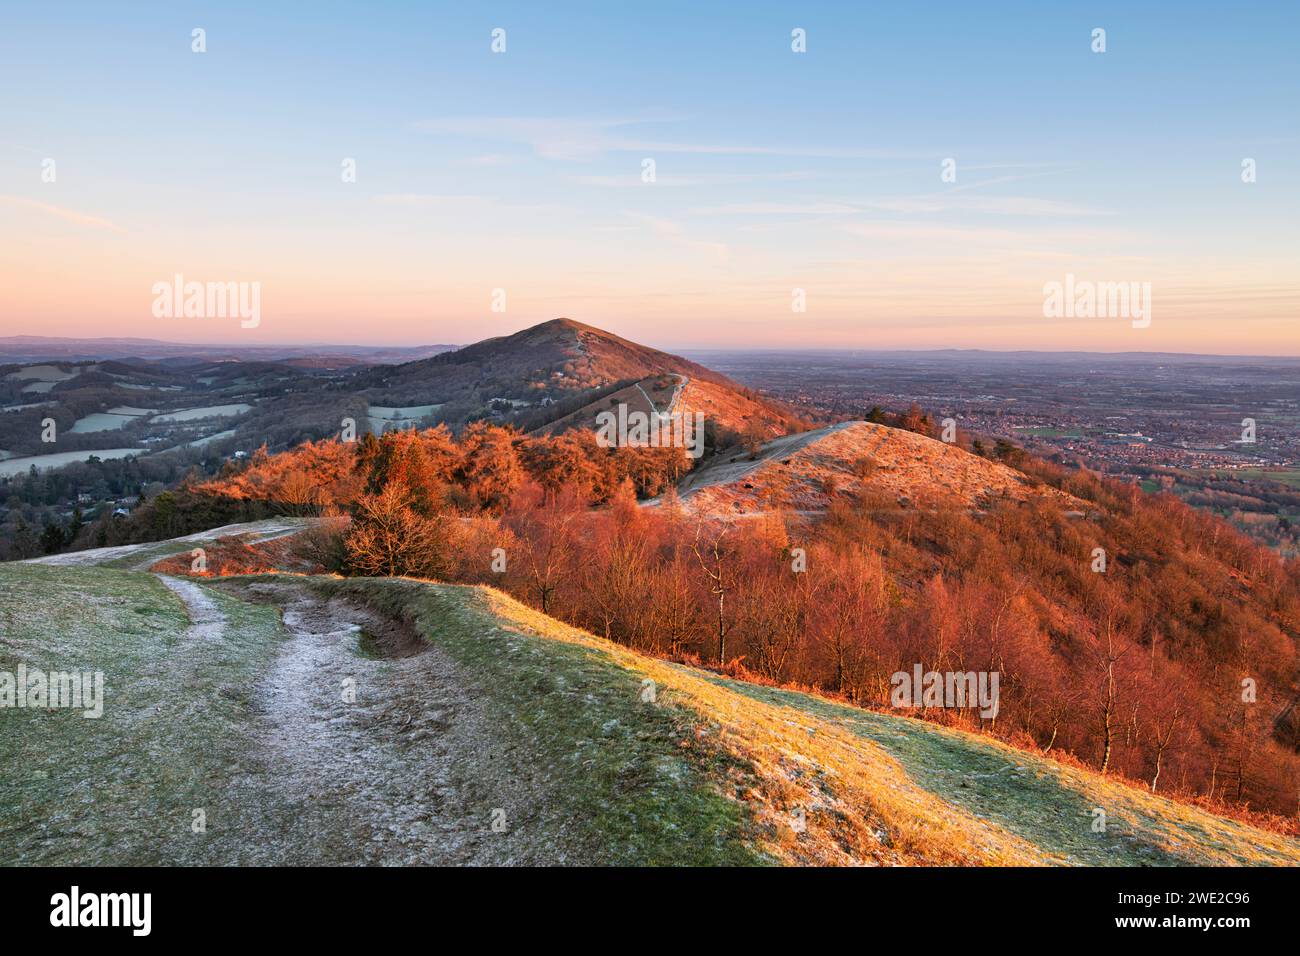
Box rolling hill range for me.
[10,320,1300,831]
[0,319,800,490]
[0,335,455,365]
[4,523,1298,866]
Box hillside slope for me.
[3,530,1296,866]
[352,318,802,438]
[359,318,734,401]
[672,420,1081,514]
[533,371,794,443]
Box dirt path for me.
[205,578,551,865]
[2,564,574,865]
[632,381,659,415]
[156,574,227,642]
[632,373,688,420]
[654,420,859,504]
[665,373,688,415]
[24,519,305,570]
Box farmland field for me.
[153,403,253,423]
[0,448,145,477]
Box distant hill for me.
[0,335,456,366]
[359,318,730,396]
[356,318,809,438]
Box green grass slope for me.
[318,576,1300,867]
[0,562,761,865]
[3,553,1297,866]
[0,564,285,865]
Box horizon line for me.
[3,332,1299,363]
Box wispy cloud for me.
[410,116,669,161]
[372,193,499,208]
[869,194,1106,216]
[943,168,1076,193]
[694,195,1108,217]
[842,221,1029,244]
[632,214,728,260]
[571,170,816,188]
[458,153,518,167]
[692,201,862,216]
[411,115,924,162]
[0,195,124,232]
[370,193,567,216]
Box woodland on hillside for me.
[1125,465,1300,557]
[92,419,1300,826]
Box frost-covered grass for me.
[367,404,442,420]
[153,403,252,423]
[312,577,1300,867]
[6,551,1296,867]
[306,576,765,866]
[21,518,310,571]
[6,554,753,865]
[5,365,78,382]
[695,678,1300,866]
[0,448,145,477]
[70,412,138,433]
[366,405,443,435]
[186,428,236,447]
[0,564,285,865]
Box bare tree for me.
[509,493,580,615]
[278,467,320,516]
[1149,701,1183,793]
[345,482,448,578]
[692,519,733,665]
[1095,614,1131,774]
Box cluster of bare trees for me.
[201,425,1300,821]
[201,422,693,514]
[423,476,1300,821]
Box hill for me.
[532,371,796,444]
[0,319,807,560]
[358,318,728,400]
[672,420,1081,514]
[0,335,454,364]
[15,322,1300,825]
[4,526,1297,866]
[353,318,806,438]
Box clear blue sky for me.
[2,1,1297,353]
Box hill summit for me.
[356,318,806,440]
